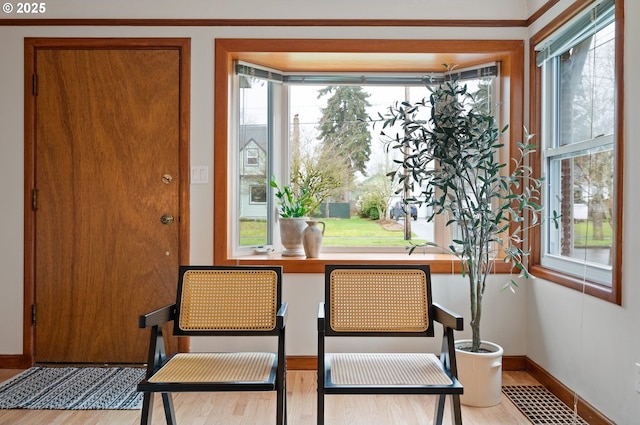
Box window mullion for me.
[544,134,614,158]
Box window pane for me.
[547,147,614,267]
[246,148,259,166]
[557,23,615,146]
[233,71,498,252]
[238,78,269,246]
[289,84,437,247]
[250,185,267,203]
[541,15,616,287]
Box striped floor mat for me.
[0,367,145,410]
[502,385,588,425]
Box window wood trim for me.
[528,1,624,305]
[214,38,525,273]
[0,18,529,27]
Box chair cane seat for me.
[330,353,452,386]
[149,352,276,383]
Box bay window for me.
[214,38,525,273]
[233,63,499,255]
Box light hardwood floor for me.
[0,369,538,425]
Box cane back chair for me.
[318,264,464,425]
[137,265,287,425]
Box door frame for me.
[19,38,191,367]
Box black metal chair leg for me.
[284,378,288,425]
[162,392,177,425]
[317,390,324,425]
[451,394,463,425]
[277,385,285,425]
[140,392,154,425]
[434,394,446,425]
[283,388,288,425]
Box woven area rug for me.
[503,385,588,425]
[0,367,145,410]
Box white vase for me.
[455,339,504,407]
[302,220,325,258]
[278,217,308,256]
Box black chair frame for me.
[317,264,464,425]
[137,265,287,425]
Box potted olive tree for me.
[375,73,555,406]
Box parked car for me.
[390,201,417,220]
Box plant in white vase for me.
[270,177,318,219]
[270,177,320,257]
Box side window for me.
[535,0,620,295]
[237,76,271,248]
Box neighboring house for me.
[239,124,268,220]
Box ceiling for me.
[235,51,502,73]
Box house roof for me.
[239,124,267,152]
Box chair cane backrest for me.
[326,265,433,336]
[176,266,281,334]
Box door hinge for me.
[32,74,38,96]
[31,304,37,325]
[32,189,38,211]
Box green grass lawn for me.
[573,220,613,248]
[239,217,426,247]
[240,217,612,250]
[322,217,426,246]
[239,220,269,246]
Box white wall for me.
[1,1,638,424]
[0,18,528,357]
[525,2,640,424]
[0,28,27,354]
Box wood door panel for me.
[35,48,181,363]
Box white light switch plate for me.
[191,166,209,184]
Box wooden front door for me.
[28,40,189,363]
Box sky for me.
[289,84,432,180]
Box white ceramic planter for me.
[278,217,308,256]
[455,339,504,407]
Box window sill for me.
[530,264,619,305]
[217,251,518,274]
